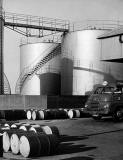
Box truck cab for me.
[84,81,123,121]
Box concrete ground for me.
[3,117,123,160]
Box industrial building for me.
[0,0,123,109]
[9,24,123,108]
[18,28,123,96]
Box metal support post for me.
[0,0,4,94]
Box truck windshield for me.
[94,87,114,94]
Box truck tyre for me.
[112,107,123,121]
[92,115,102,121]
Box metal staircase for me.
[15,44,61,94]
[4,73,11,94]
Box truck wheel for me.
[112,107,123,121]
[92,115,102,121]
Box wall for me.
[47,95,88,108]
[0,94,47,110]
[100,36,123,60]
[0,94,88,110]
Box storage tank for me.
[39,72,61,95]
[20,42,59,95]
[61,29,123,95]
[38,46,61,95]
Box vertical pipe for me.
[0,0,4,94]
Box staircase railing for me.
[15,44,61,94]
[4,73,11,94]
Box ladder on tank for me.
[15,44,61,94]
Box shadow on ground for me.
[92,117,123,123]
[101,117,123,123]
[56,134,96,155]
[56,142,97,155]
[60,134,88,142]
[60,156,94,160]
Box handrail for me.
[15,43,58,92]
[20,34,62,45]
[15,44,61,94]
[3,11,70,30]
[21,43,58,73]
[3,11,123,32]
[69,20,123,32]
[4,73,11,94]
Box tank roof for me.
[70,20,123,32]
[98,26,123,39]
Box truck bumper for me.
[85,108,110,117]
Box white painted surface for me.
[61,30,123,95]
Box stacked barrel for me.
[0,109,27,120]
[26,108,90,120]
[0,108,90,122]
[67,108,90,119]
[26,108,68,120]
[1,122,60,158]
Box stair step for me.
[15,44,61,94]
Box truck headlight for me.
[85,104,88,108]
[104,104,109,109]
[103,104,110,114]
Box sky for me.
[3,0,123,93]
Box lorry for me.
[84,81,123,121]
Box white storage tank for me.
[61,29,123,95]
[20,42,59,95]
[37,45,61,95]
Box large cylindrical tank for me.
[20,42,59,95]
[61,29,123,95]
[38,49,61,95]
[39,72,61,95]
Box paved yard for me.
[3,117,123,160]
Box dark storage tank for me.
[39,73,61,95]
